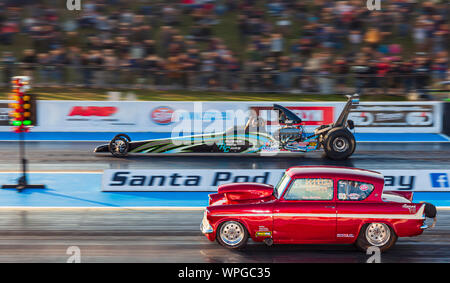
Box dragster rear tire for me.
[323,128,356,160]
[114,134,131,142]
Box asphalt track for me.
[0,141,448,170]
[0,208,448,263]
[0,141,448,262]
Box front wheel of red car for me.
[217,221,248,249]
[355,223,397,253]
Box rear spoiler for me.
[334,93,359,127]
[383,191,414,202]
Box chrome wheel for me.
[332,137,349,152]
[109,136,129,157]
[219,221,245,247]
[112,139,127,153]
[365,223,391,247]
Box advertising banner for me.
[0,102,11,127]
[102,169,285,192]
[36,101,142,131]
[101,169,450,192]
[7,100,441,133]
[349,102,442,133]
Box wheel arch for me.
[356,220,398,240]
[214,217,253,240]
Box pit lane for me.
[0,208,448,263]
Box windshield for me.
[273,173,291,199]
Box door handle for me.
[324,206,335,209]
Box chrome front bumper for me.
[200,212,213,234]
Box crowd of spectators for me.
[0,0,448,94]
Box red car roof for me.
[285,166,383,181]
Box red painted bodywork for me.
[202,166,427,244]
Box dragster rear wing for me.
[334,93,359,127]
[314,93,359,135]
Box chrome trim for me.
[200,212,213,234]
[214,212,424,220]
[421,217,437,230]
[200,222,213,234]
[430,217,437,229]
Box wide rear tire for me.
[323,128,356,160]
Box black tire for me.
[323,128,356,160]
[355,223,397,253]
[216,221,249,250]
[424,202,437,218]
[108,136,130,157]
[115,134,131,142]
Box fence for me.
[0,63,443,95]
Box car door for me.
[273,177,337,243]
[335,179,377,242]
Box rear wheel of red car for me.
[355,223,397,253]
[217,221,248,249]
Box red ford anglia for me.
[201,166,437,252]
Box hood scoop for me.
[217,183,274,203]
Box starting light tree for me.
[9,76,35,132]
[2,76,45,191]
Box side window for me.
[284,178,334,201]
[338,180,374,201]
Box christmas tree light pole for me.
[2,76,45,191]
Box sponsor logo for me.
[348,193,360,200]
[101,169,450,192]
[291,141,309,147]
[350,104,434,127]
[337,234,354,238]
[255,231,272,237]
[430,173,449,188]
[360,184,369,191]
[402,204,416,214]
[250,106,334,126]
[102,170,274,191]
[384,175,415,190]
[151,106,174,125]
[68,106,117,117]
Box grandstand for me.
[0,0,448,100]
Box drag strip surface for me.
[0,142,448,170]
[0,208,448,263]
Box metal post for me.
[19,130,27,187]
[2,130,45,191]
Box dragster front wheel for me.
[108,134,130,157]
[323,128,356,160]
